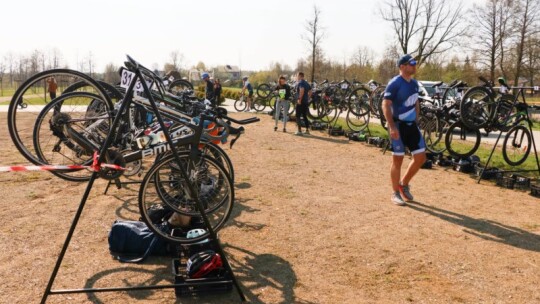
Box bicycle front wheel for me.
[502,124,531,166]
[256,83,271,98]
[346,106,370,131]
[444,121,481,158]
[252,97,267,112]
[138,153,234,244]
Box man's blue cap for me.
[397,54,417,67]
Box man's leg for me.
[391,155,404,192]
[295,103,302,133]
[401,151,426,186]
[301,103,309,129]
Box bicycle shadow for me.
[407,201,540,252]
[83,264,172,304]
[225,197,266,231]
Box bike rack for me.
[40,66,246,303]
[478,102,540,183]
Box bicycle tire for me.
[348,87,371,116]
[138,152,234,244]
[168,79,194,95]
[419,114,448,154]
[460,86,495,130]
[234,98,247,112]
[7,69,113,165]
[256,83,271,98]
[252,97,267,112]
[502,124,532,166]
[346,106,370,131]
[32,92,113,182]
[444,121,481,158]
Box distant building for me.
[217,65,241,80]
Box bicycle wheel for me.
[234,98,247,112]
[32,92,113,181]
[252,97,267,112]
[346,106,370,131]
[168,79,194,95]
[460,86,495,130]
[138,153,234,244]
[348,87,371,116]
[256,83,271,98]
[444,121,481,158]
[502,124,532,166]
[7,69,112,165]
[419,115,448,154]
[203,142,235,182]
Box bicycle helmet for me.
[186,228,210,244]
[242,76,248,81]
[201,72,210,79]
[186,250,223,278]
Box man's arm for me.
[382,99,399,140]
[297,87,305,104]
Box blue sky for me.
[1,0,477,71]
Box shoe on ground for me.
[274,127,278,132]
[283,128,287,133]
[304,129,310,135]
[392,192,406,206]
[295,131,303,136]
[399,183,414,201]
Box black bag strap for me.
[115,234,160,263]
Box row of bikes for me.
[244,76,539,167]
[7,55,259,245]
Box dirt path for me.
[0,112,539,303]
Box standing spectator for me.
[295,72,311,135]
[241,76,254,112]
[47,77,58,100]
[201,72,214,103]
[381,54,427,206]
[273,75,292,132]
[214,78,222,106]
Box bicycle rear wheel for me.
[138,153,234,244]
[32,92,113,181]
[419,115,448,154]
[7,69,113,165]
[444,121,481,158]
[234,98,247,112]
[502,124,531,166]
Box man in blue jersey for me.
[382,54,426,206]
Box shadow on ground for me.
[408,201,540,252]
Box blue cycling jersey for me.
[383,76,419,122]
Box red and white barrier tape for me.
[0,152,125,173]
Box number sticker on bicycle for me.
[534,86,539,92]
[341,84,348,89]
[120,70,135,89]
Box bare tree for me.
[169,50,184,74]
[352,46,375,67]
[469,0,514,80]
[511,0,540,85]
[302,5,325,83]
[103,63,120,84]
[381,0,465,65]
[4,53,15,86]
[49,48,62,69]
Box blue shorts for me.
[391,121,426,156]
